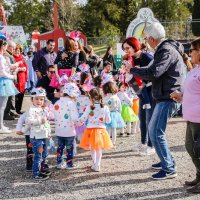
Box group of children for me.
[16,63,140,180]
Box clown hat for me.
[31,87,46,98]
[62,82,80,98]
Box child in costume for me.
[16,112,33,172]
[0,34,19,133]
[79,88,113,172]
[102,78,125,146]
[23,87,51,180]
[117,82,138,136]
[76,72,91,141]
[53,82,80,169]
[127,83,140,134]
[16,96,53,172]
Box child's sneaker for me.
[66,163,78,170]
[133,143,146,153]
[41,170,52,176]
[26,168,32,172]
[44,164,50,170]
[0,128,12,134]
[34,173,49,181]
[57,162,65,169]
[139,146,155,156]
[91,165,100,172]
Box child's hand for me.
[42,117,47,124]
[16,131,24,135]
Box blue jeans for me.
[148,101,180,173]
[31,138,48,177]
[57,136,75,167]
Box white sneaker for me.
[133,143,146,152]
[56,162,65,169]
[0,128,12,134]
[140,146,155,156]
[91,165,100,172]
[146,147,156,155]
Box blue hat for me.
[0,32,7,41]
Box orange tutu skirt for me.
[132,98,139,116]
[79,128,113,150]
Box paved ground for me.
[0,96,200,200]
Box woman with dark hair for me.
[50,37,78,88]
[122,37,154,156]
[75,41,87,65]
[171,37,200,193]
[103,46,116,71]
[14,44,28,114]
[86,45,102,77]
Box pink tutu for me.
[50,69,72,88]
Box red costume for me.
[14,55,28,93]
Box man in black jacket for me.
[126,22,185,180]
[36,65,59,104]
[32,39,57,79]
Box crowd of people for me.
[0,22,200,193]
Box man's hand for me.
[170,90,183,102]
[36,71,42,79]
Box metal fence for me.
[161,20,200,40]
[87,36,120,46]
[86,20,200,46]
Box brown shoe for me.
[185,179,199,186]
[187,183,200,193]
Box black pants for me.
[185,121,200,181]
[15,92,24,113]
[4,96,15,116]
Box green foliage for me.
[3,0,194,39]
[192,0,200,36]
[6,0,53,33]
[56,0,83,32]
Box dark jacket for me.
[130,39,185,102]
[32,47,57,75]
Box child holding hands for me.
[79,88,113,172]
